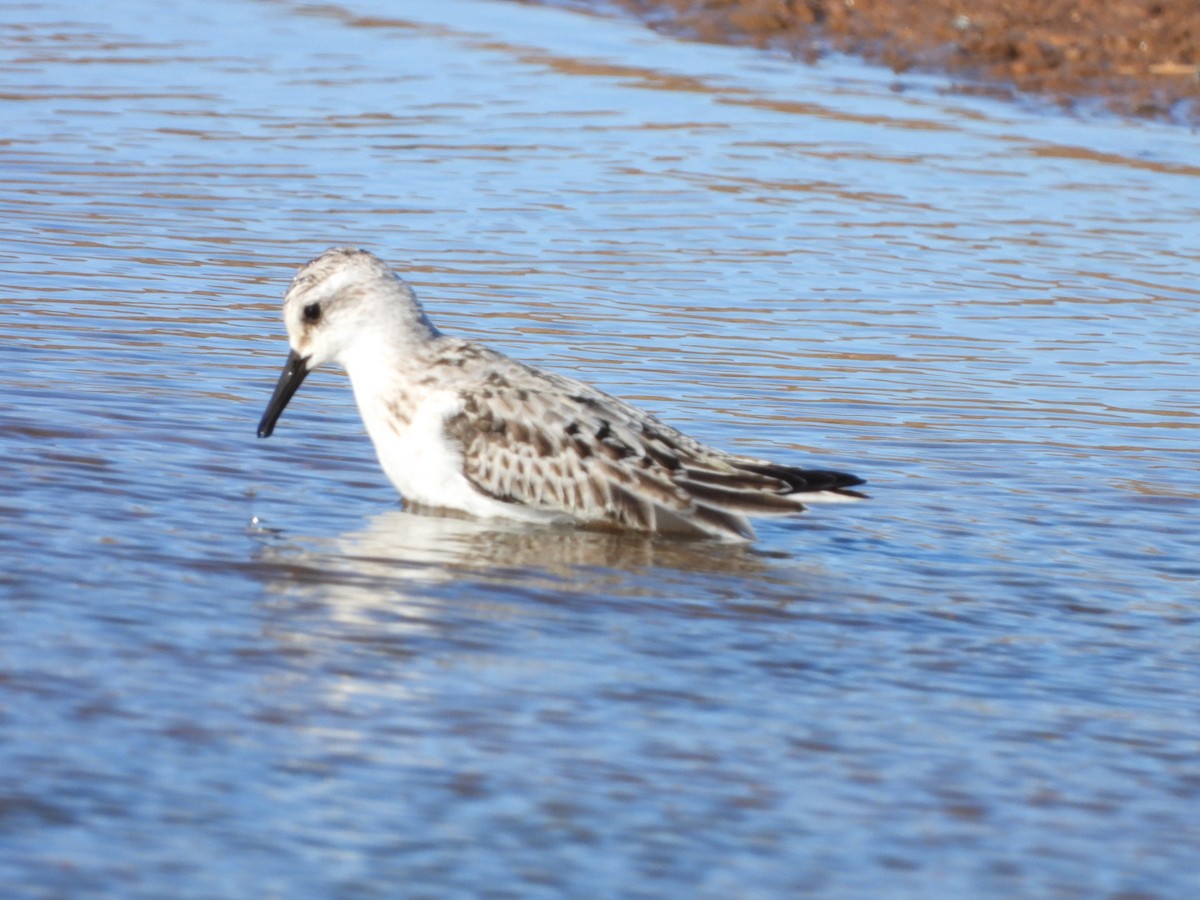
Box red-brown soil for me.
[551,0,1200,122]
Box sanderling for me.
[258,248,865,540]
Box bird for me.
[257,248,865,540]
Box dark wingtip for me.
[737,463,866,496]
[835,474,867,493]
[830,472,866,489]
[810,472,868,497]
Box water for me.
[2,0,1198,895]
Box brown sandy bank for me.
[542,0,1200,122]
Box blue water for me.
[2,0,1198,895]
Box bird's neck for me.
[340,328,432,405]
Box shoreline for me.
[548,0,1200,123]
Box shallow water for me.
[2,0,1199,895]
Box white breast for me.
[355,386,562,523]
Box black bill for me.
[257,349,311,438]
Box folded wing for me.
[442,364,864,540]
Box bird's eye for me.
[303,303,321,323]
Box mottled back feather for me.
[433,338,862,539]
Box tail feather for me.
[734,462,867,498]
[678,465,791,493]
[668,459,866,536]
[677,477,809,514]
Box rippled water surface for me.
[3,0,1199,895]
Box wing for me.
[443,383,738,537]
[440,351,864,539]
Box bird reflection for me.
[259,505,778,591]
